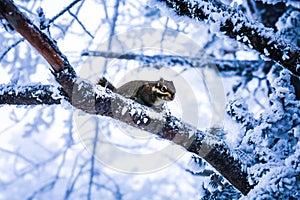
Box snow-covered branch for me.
[155,0,300,76]
[0,84,64,105]
[65,77,254,195]
[0,0,253,195]
[82,50,274,75]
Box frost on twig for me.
[155,0,300,76]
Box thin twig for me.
[0,38,24,61]
[48,0,83,25]
[68,10,94,39]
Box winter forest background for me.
[0,0,300,199]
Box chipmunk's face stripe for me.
[152,87,175,101]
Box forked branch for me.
[0,0,252,194]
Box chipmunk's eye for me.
[160,85,167,92]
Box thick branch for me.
[70,77,254,195]
[82,50,274,75]
[0,84,64,105]
[155,0,300,76]
[0,0,253,194]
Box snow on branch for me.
[155,0,300,77]
[82,50,274,75]
[0,0,253,195]
[60,75,254,195]
[0,84,64,105]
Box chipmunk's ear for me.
[157,78,164,86]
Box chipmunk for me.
[97,77,176,112]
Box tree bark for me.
[155,0,300,77]
[0,0,253,195]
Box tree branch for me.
[0,84,64,105]
[0,0,253,195]
[82,50,274,75]
[155,0,300,77]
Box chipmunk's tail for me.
[97,77,116,91]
